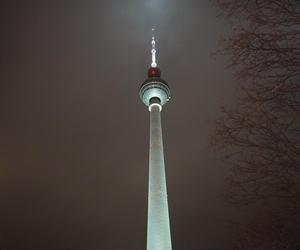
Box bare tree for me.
[212,0,300,213]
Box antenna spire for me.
[151,28,157,68]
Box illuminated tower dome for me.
[139,29,172,250]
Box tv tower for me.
[139,29,172,250]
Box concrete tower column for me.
[147,104,172,250]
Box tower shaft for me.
[147,104,172,250]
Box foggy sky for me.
[1,0,236,249]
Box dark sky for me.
[1,0,237,249]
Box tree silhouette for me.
[212,0,300,213]
[212,1,300,247]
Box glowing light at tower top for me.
[151,28,157,68]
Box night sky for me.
[1,0,237,249]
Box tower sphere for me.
[139,69,171,107]
[148,67,161,78]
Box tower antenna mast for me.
[151,28,157,68]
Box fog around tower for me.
[0,0,237,249]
